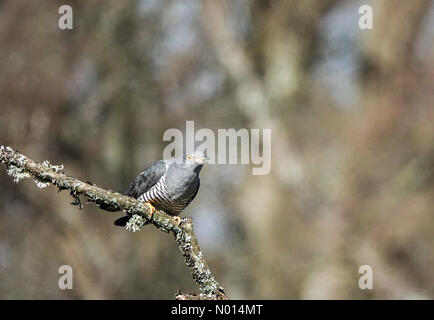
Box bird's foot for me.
[173,216,182,226]
[146,202,156,219]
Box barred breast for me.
[137,175,190,215]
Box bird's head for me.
[179,151,208,172]
[184,150,208,164]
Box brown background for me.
[0,0,433,299]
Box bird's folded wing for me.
[123,160,167,199]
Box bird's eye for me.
[187,155,193,160]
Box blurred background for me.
[0,0,433,299]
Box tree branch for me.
[0,145,228,300]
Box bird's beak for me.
[195,156,209,163]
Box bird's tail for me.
[113,215,130,227]
[96,199,131,226]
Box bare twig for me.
[0,145,228,300]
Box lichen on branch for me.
[0,145,228,300]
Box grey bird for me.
[107,151,208,226]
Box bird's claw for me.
[146,202,156,219]
[173,216,182,226]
